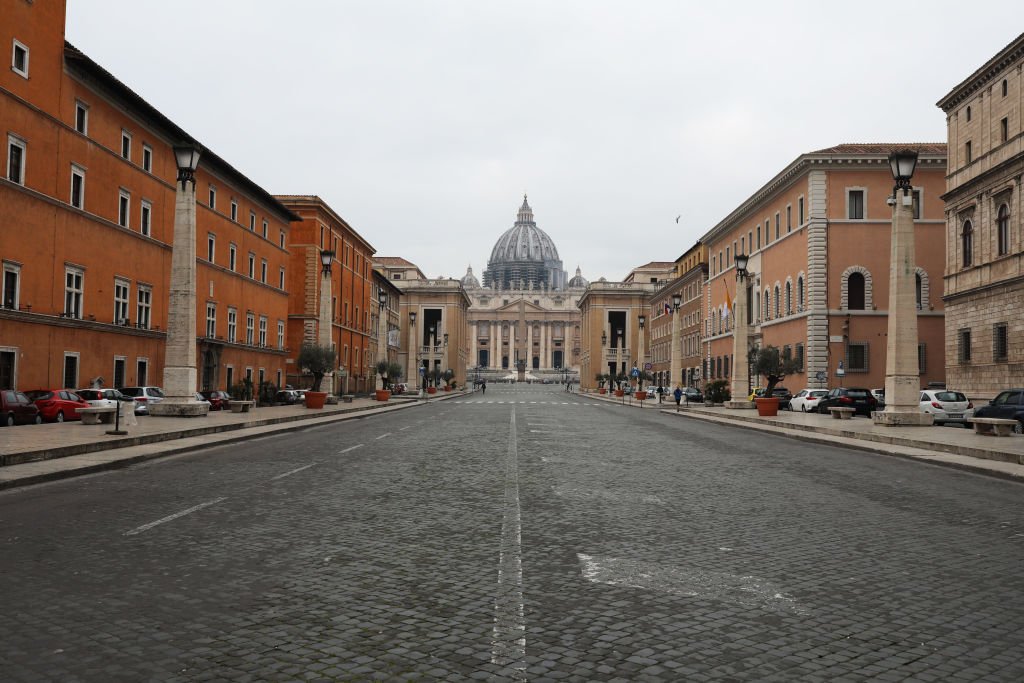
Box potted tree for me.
[635,369,652,400]
[751,345,801,416]
[442,369,455,391]
[387,362,404,394]
[596,373,607,394]
[297,342,336,409]
[374,359,392,401]
[427,368,441,394]
[613,373,626,397]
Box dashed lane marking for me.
[375,433,391,440]
[492,409,526,678]
[124,497,228,536]
[338,444,364,454]
[271,463,316,480]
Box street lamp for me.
[408,311,419,397]
[316,250,336,396]
[726,254,754,409]
[151,143,208,417]
[637,314,646,393]
[376,288,387,391]
[615,327,623,393]
[669,293,682,392]
[874,149,932,425]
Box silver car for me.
[920,389,973,426]
[119,386,165,415]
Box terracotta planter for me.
[614,389,624,397]
[375,389,391,402]
[305,391,327,409]
[755,397,779,416]
[427,386,437,394]
[635,391,648,400]
[444,385,452,392]
[598,388,607,394]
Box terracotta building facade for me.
[701,144,948,396]
[1,0,293,394]
[649,243,707,389]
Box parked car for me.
[972,389,1024,434]
[76,388,127,410]
[119,386,165,415]
[1,389,42,426]
[771,386,793,408]
[815,387,878,416]
[23,389,90,422]
[274,389,303,405]
[872,388,886,409]
[789,389,829,412]
[199,390,232,410]
[194,392,212,408]
[748,387,768,401]
[919,389,973,427]
[682,387,704,403]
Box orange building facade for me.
[1,0,295,394]
[277,196,376,395]
[649,243,708,389]
[701,144,948,395]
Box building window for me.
[75,101,88,134]
[965,140,972,164]
[775,212,781,239]
[279,232,285,249]
[227,308,237,342]
[773,285,780,318]
[795,343,804,371]
[911,189,921,220]
[140,200,151,236]
[260,259,267,284]
[208,186,216,209]
[763,288,770,320]
[847,342,869,372]
[114,278,129,324]
[262,220,268,238]
[64,267,84,318]
[70,165,85,209]
[206,303,216,338]
[958,328,972,364]
[797,276,805,311]
[11,39,29,78]
[961,220,973,268]
[118,190,130,228]
[137,286,151,329]
[994,323,1008,362]
[918,343,927,374]
[246,313,255,345]
[915,273,923,310]
[121,130,131,160]
[847,272,866,310]
[1001,117,1009,144]
[207,233,216,262]
[765,219,770,243]
[7,134,25,184]
[279,267,285,289]
[230,200,238,222]
[63,353,79,390]
[259,316,267,346]
[966,105,972,121]
[786,205,792,232]
[277,320,285,349]
[229,244,237,271]
[142,144,152,172]
[248,253,255,279]
[249,212,256,230]
[798,197,804,225]
[847,190,865,219]
[997,204,1010,256]
[756,225,761,248]
[785,281,792,315]
[3,262,21,310]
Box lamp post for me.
[669,293,682,392]
[376,289,387,391]
[408,311,420,397]
[726,254,755,409]
[151,143,209,417]
[318,250,335,397]
[637,314,646,392]
[615,327,623,392]
[874,149,933,425]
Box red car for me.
[24,389,91,422]
[1,389,42,426]
[199,390,232,410]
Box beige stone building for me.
[937,32,1024,399]
[370,270,403,387]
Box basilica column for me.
[510,323,516,368]
[470,322,477,368]
[526,322,533,371]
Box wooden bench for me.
[967,417,1018,436]
[79,406,116,425]
[828,406,856,420]
[341,395,355,403]
[228,400,255,413]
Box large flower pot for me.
[443,385,452,392]
[375,389,391,402]
[427,386,437,394]
[598,388,607,395]
[635,391,648,400]
[305,391,327,409]
[755,397,779,416]
[614,389,624,397]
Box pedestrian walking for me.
[657,385,664,404]
[673,385,683,411]
[481,381,486,395]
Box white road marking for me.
[529,430,559,434]
[124,497,227,536]
[338,444,364,454]
[398,426,412,431]
[577,553,806,614]
[492,410,526,677]
[375,433,391,440]
[271,463,316,480]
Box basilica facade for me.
[461,197,589,380]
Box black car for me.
[771,386,793,409]
[816,387,878,417]
[682,387,703,403]
[973,389,1024,434]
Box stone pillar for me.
[669,304,681,389]
[376,304,387,391]
[541,322,548,370]
[874,191,933,425]
[726,273,754,409]
[318,265,334,396]
[151,177,209,416]
[637,320,645,389]
[407,313,418,392]
[492,322,499,369]
[526,321,533,371]
[470,321,477,369]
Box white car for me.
[789,389,829,412]
[920,389,973,426]
[75,388,125,409]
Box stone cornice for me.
[936,32,1024,112]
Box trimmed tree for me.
[386,362,404,390]
[297,342,336,392]
[751,345,801,398]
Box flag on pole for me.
[723,280,733,320]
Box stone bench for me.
[228,400,255,413]
[79,406,116,425]
[967,417,1018,436]
[828,406,856,420]
[341,395,355,403]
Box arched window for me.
[773,285,781,318]
[848,272,866,310]
[915,273,923,310]
[797,276,805,312]
[764,289,770,320]
[785,281,792,315]
[755,290,761,321]
[997,204,1010,256]
[962,220,973,267]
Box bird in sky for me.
[675,215,681,223]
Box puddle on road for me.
[577,553,807,615]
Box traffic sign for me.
[644,362,652,371]
[815,371,826,381]
[630,368,640,377]
[418,367,425,376]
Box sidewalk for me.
[0,391,462,490]
[586,391,1024,481]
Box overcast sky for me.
[67,1,1023,282]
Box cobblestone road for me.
[2,384,1024,681]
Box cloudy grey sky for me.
[68,1,1023,282]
